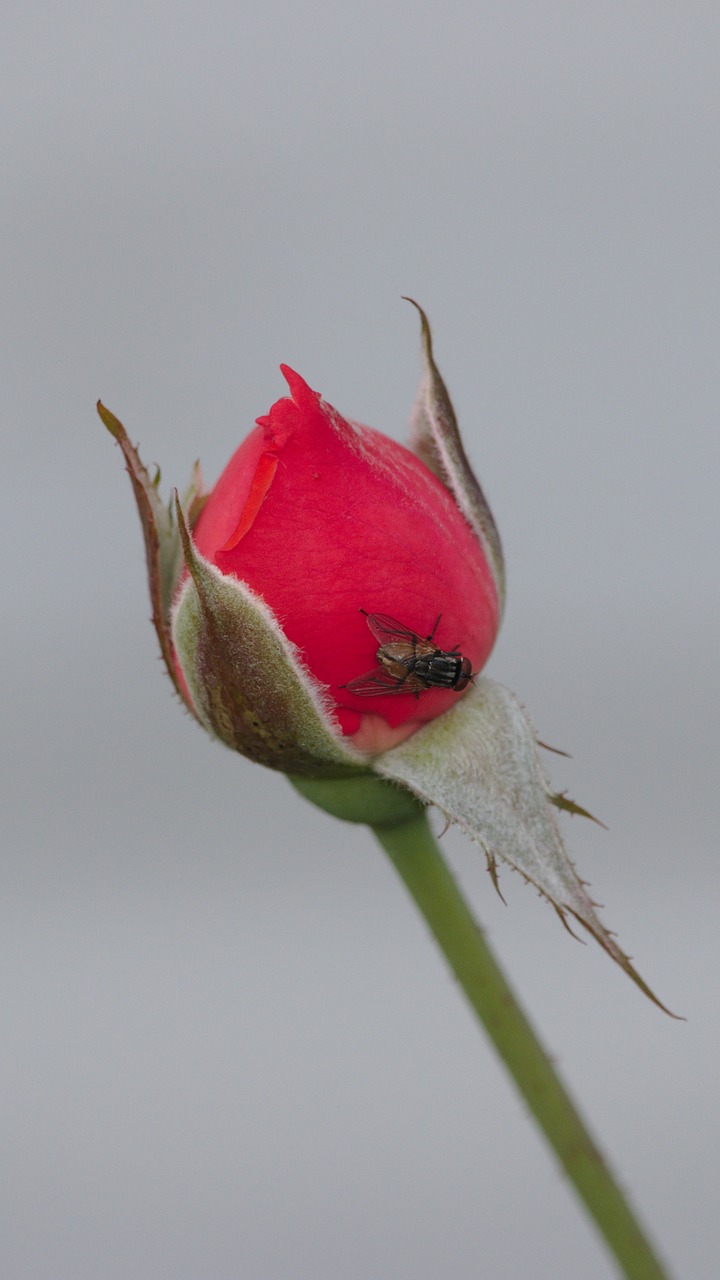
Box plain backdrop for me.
[3,3,719,1278]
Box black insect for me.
[340,611,474,699]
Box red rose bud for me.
[187,368,502,752]
[100,305,503,767]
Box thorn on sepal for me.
[485,851,508,906]
[550,790,608,830]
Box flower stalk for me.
[373,811,672,1280]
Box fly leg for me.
[426,613,442,641]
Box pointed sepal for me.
[171,497,369,776]
[404,299,505,609]
[98,401,206,713]
[376,677,678,1016]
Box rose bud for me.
[100,303,672,1013]
[99,301,504,771]
[184,380,502,756]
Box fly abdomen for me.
[414,651,465,689]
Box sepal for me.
[376,676,676,1015]
[172,497,369,776]
[98,401,207,715]
[404,299,505,609]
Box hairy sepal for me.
[98,401,207,714]
[172,497,368,776]
[404,300,505,611]
[376,677,676,1015]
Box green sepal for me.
[403,299,505,610]
[98,400,207,717]
[171,496,369,777]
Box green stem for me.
[374,813,672,1280]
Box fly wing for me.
[341,665,408,696]
[362,612,422,645]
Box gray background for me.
[3,3,718,1277]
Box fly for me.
[340,610,474,699]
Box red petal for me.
[220,451,279,551]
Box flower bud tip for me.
[279,364,319,409]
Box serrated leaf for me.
[376,677,678,1016]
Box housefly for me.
[340,610,474,699]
